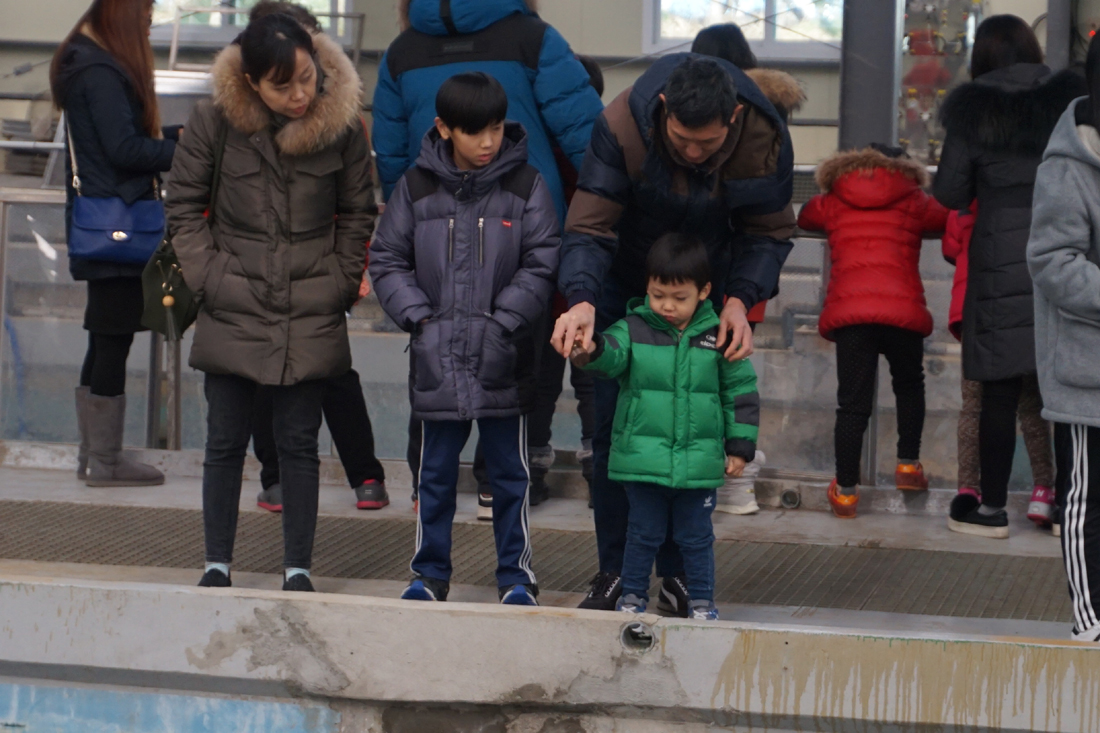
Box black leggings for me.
[979,376,1025,510]
[79,332,134,397]
[834,324,926,488]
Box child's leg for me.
[1019,374,1055,488]
[881,327,926,462]
[621,482,673,602]
[670,489,717,602]
[478,415,537,589]
[412,419,471,581]
[833,325,880,488]
[958,378,982,491]
[1056,423,1100,638]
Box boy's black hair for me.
[436,72,509,133]
[239,13,314,86]
[576,54,605,98]
[664,57,738,129]
[646,233,710,290]
[691,23,758,70]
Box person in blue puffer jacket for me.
[372,0,603,223]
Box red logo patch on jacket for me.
[502,220,512,228]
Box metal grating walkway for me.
[0,500,1072,622]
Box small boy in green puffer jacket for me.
[570,233,759,620]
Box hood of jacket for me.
[939,63,1086,154]
[1041,96,1100,171]
[403,0,536,35]
[415,121,530,198]
[815,148,928,209]
[210,30,362,156]
[744,68,805,115]
[53,33,132,108]
[627,296,719,338]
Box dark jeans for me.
[833,324,926,487]
[413,416,535,588]
[593,274,683,577]
[253,369,386,490]
[1054,422,1100,636]
[979,376,1026,510]
[621,483,716,602]
[203,373,325,569]
[79,332,134,397]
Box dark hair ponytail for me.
[239,12,314,86]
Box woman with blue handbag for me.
[50,0,177,487]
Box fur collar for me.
[939,67,1086,155]
[745,69,805,114]
[210,31,362,156]
[814,148,929,192]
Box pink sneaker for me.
[1027,485,1054,528]
[958,486,980,502]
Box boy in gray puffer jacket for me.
[370,72,560,606]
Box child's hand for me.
[568,335,597,367]
[725,455,746,477]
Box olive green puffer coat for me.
[584,298,759,489]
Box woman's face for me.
[247,47,317,120]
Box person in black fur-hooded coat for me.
[933,14,1085,538]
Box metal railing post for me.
[166,339,182,451]
[146,332,163,448]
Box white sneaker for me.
[716,450,765,515]
[1072,625,1100,643]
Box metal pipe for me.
[838,0,904,150]
[1046,0,1072,71]
[145,333,163,449]
[0,142,64,152]
[166,339,182,451]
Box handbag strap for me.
[66,115,162,200]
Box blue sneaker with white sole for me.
[689,600,720,620]
[499,584,539,606]
[400,576,449,602]
[616,593,647,614]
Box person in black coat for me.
[50,0,178,487]
[933,15,1085,537]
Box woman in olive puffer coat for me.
[165,14,374,590]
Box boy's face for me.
[647,278,712,331]
[434,118,505,171]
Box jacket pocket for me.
[477,318,517,391]
[411,319,444,392]
[291,150,342,232]
[1054,308,1100,389]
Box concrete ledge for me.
[1,575,1096,731]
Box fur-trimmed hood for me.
[815,148,929,191]
[745,68,805,117]
[939,64,1086,155]
[210,31,362,156]
[815,148,929,209]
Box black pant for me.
[1054,423,1100,637]
[834,325,925,488]
[203,373,324,569]
[79,332,134,397]
[253,369,386,490]
[528,345,596,449]
[978,376,1025,509]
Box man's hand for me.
[726,455,746,477]
[358,275,371,299]
[717,298,754,361]
[551,302,596,358]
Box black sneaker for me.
[256,484,283,513]
[477,492,493,521]
[355,480,390,510]
[656,575,692,617]
[198,568,231,587]
[529,475,550,507]
[577,572,622,610]
[400,575,450,601]
[948,494,1009,539]
[282,573,315,592]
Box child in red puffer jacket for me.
[798,144,948,518]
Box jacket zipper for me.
[448,218,454,262]
[478,217,485,266]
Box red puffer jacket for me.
[798,148,948,341]
[941,203,976,341]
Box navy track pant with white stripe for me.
[1054,422,1100,640]
[413,416,536,589]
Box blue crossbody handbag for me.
[66,120,166,264]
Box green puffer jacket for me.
[585,298,759,489]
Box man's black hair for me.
[663,57,738,129]
[646,233,711,290]
[240,13,314,86]
[436,72,509,133]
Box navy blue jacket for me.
[558,53,796,309]
[54,34,177,281]
[369,123,560,421]
[372,0,603,222]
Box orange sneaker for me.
[895,462,929,491]
[827,479,859,519]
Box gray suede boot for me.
[85,393,164,487]
[75,386,90,481]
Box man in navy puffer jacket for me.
[370,74,560,607]
[372,0,603,222]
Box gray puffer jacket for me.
[1028,97,1100,428]
[369,123,560,421]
